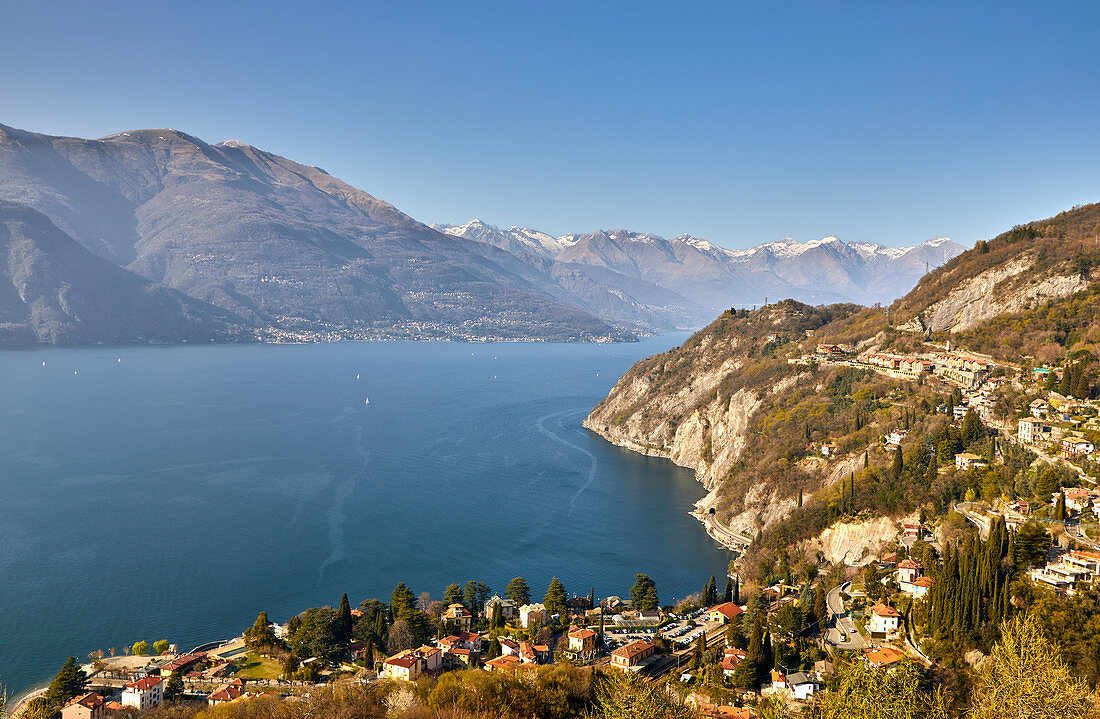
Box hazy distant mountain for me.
[0,200,238,343]
[0,123,653,342]
[436,220,965,311]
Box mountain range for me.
[434,220,964,312]
[0,121,961,344]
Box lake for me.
[0,335,730,697]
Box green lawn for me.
[234,652,283,680]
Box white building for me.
[519,603,547,629]
[122,676,164,710]
[868,604,902,635]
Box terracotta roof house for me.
[208,679,247,706]
[443,603,473,631]
[706,602,744,624]
[610,640,655,670]
[122,676,164,711]
[485,655,523,672]
[868,604,902,635]
[865,646,905,669]
[721,648,747,678]
[382,654,423,681]
[62,693,106,719]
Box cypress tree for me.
[724,577,734,604]
[892,446,903,477]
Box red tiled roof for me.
[125,676,163,691]
[865,646,905,667]
[66,693,105,710]
[384,655,419,668]
[611,640,654,660]
[872,604,902,618]
[898,559,922,569]
[709,602,744,619]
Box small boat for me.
[356,373,360,379]
[364,398,370,405]
[117,358,121,363]
[42,361,46,366]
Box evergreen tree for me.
[505,577,531,607]
[463,581,479,615]
[1054,491,1066,522]
[724,577,734,604]
[164,672,184,702]
[813,585,827,626]
[798,489,803,508]
[490,602,503,629]
[443,583,464,606]
[734,618,764,691]
[245,610,279,651]
[45,657,87,710]
[706,576,718,605]
[732,576,740,604]
[336,593,353,643]
[544,577,568,617]
[630,574,659,611]
[390,582,417,620]
[891,446,903,477]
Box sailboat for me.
[356,373,360,379]
[364,398,370,405]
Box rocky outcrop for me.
[800,515,905,566]
[900,253,1088,333]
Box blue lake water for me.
[0,335,730,697]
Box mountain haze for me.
[436,220,965,312]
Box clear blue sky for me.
[2,1,1098,248]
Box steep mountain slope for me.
[0,200,238,344]
[587,202,1100,572]
[437,220,965,311]
[0,123,628,342]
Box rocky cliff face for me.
[900,252,1088,333]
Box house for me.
[1030,399,1051,416]
[912,576,934,597]
[896,559,922,585]
[439,632,482,653]
[484,655,523,673]
[484,595,518,621]
[121,676,164,711]
[954,453,986,470]
[62,693,106,719]
[706,602,744,624]
[382,654,423,681]
[820,442,838,457]
[498,637,520,657]
[413,645,444,672]
[445,647,473,668]
[208,679,247,706]
[519,603,547,628]
[786,672,822,700]
[1063,488,1098,513]
[901,523,922,538]
[610,640,655,670]
[865,646,905,669]
[1007,499,1031,516]
[567,627,598,660]
[443,603,473,631]
[867,604,902,635]
[770,669,788,692]
[885,430,908,446]
[1061,438,1095,460]
[953,405,969,419]
[1018,418,1052,444]
[721,647,747,678]
[158,652,207,676]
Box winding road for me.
[824,582,864,650]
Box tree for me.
[816,659,947,719]
[506,577,531,608]
[588,670,693,719]
[734,617,764,691]
[443,583,464,607]
[961,409,984,447]
[152,640,170,655]
[337,593,353,642]
[969,613,1093,719]
[163,672,184,702]
[891,446,903,477]
[245,611,279,651]
[630,574,659,611]
[282,654,300,677]
[1014,520,1051,569]
[45,657,87,710]
[705,576,718,606]
[544,577,567,617]
[391,582,417,620]
[486,637,502,659]
[489,601,503,629]
[387,618,415,654]
[287,607,344,662]
[813,585,828,627]
[724,577,734,604]
[1054,491,1066,522]
[131,641,149,656]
